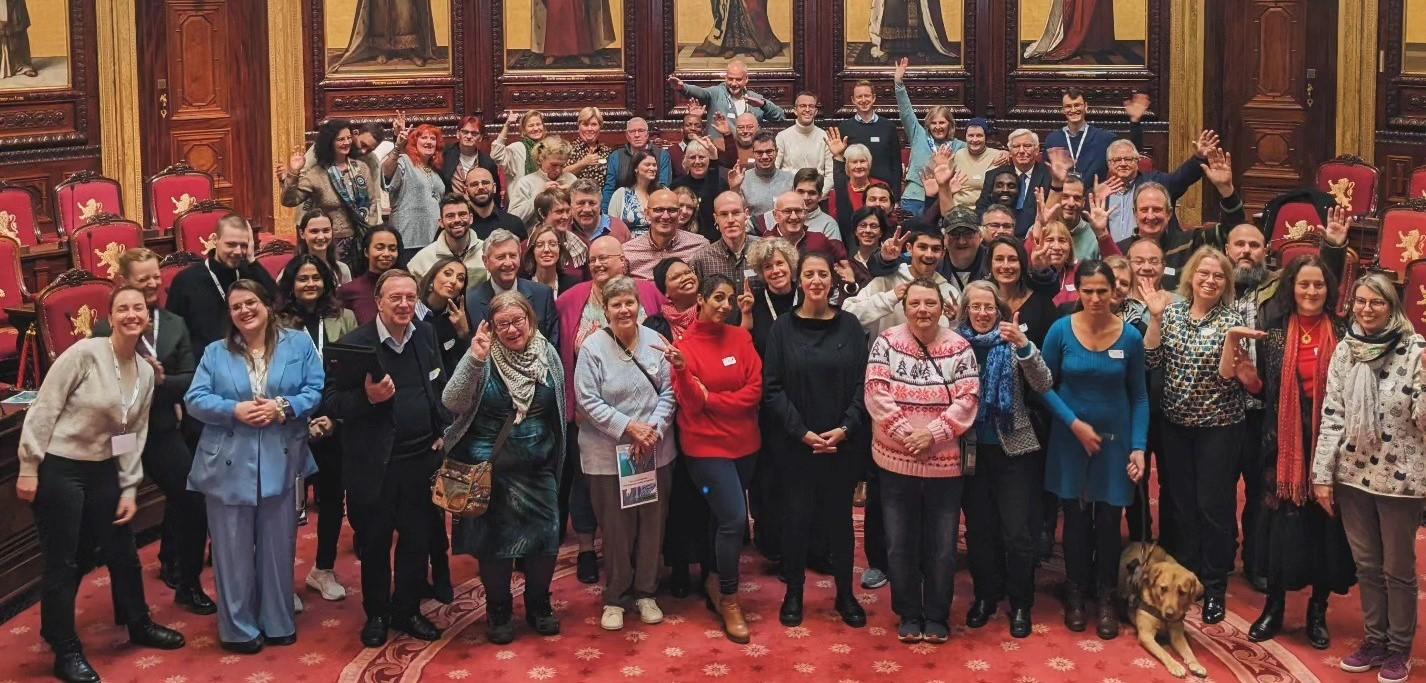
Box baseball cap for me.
[941,207,980,234]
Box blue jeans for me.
[685,454,758,595]
[880,469,964,624]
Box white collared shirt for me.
[376,315,416,354]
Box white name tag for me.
[744,269,757,280]
[1163,267,1177,275]
[1200,326,1217,337]
[1019,323,1029,332]
[442,338,456,350]
[1108,349,1125,359]
[870,137,881,143]
[429,368,441,380]
[722,356,737,367]
[1065,284,1076,292]
[111,432,138,456]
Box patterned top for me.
[1145,301,1246,427]
[864,324,980,478]
[570,140,613,189]
[688,235,761,290]
[387,155,446,248]
[1313,334,1426,498]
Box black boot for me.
[52,642,99,683]
[965,599,996,628]
[1063,583,1087,632]
[175,584,217,615]
[1247,591,1285,643]
[834,592,866,628]
[486,603,515,645]
[1009,606,1033,638]
[1305,594,1330,650]
[1202,594,1226,624]
[779,587,804,626]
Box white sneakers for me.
[634,598,664,625]
[601,606,625,631]
[306,568,348,601]
[293,593,304,614]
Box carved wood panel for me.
[1375,0,1426,211]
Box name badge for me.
[722,356,737,367]
[429,368,442,380]
[870,136,881,143]
[1108,349,1125,359]
[1199,326,1217,337]
[442,338,456,350]
[1163,266,1177,276]
[1065,284,1076,292]
[744,269,757,280]
[1019,323,1029,332]
[111,432,138,456]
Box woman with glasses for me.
[521,222,583,297]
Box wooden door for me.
[138,0,273,223]
[1217,0,1339,213]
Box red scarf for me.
[660,303,697,341]
[1276,314,1336,506]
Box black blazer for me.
[93,309,195,434]
[323,320,448,504]
[463,278,560,350]
[440,142,502,197]
[977,163,1053,238]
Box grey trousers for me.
[1337,484,1424,654]
[588,463,673,608]
[207,492,299,643]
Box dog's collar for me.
[1136,602,1186,624]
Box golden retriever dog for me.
[1118,543,1207,678]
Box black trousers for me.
[1237,408,1266,578]
[779,446,858,594]
[141,428,206,587]
[309,435,345,570]
[1061,499,1124,590]
[33,456,150,650]
[862,463,888,572]
[351,451,439,619]
[480,554,556,613]
[963,444,1039,608]
[750,437,783,560]
[1159,420,1244,597]
[662,451,712,576]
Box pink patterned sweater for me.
[864,324,980,478]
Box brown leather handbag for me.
[432,413,515,517]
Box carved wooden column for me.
[269,0,306,237]
[96,0,143,220]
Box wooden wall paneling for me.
[1375,0,1426,212]
[491,0,635,129]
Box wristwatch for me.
[274,397,292,424]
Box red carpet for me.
[0,512,1420,682]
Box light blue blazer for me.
[185,328,324,506]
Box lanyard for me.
[308,321,325,356]
[141,313,159,358]
[205,263,226,299]
[110,339,141,431]
[1062,127,1088,165]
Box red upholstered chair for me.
[33,269,115,365]
[0,234,28,361]
[1315,154,1378,218]
[158,250,203,309]
[1273,238,1320,270]
[55,171,123,238]
[1404,259,1426,337]
[254,239,296,281]
[1375,200,1426,282]
[1268,200,1324,249]
[1410,165,1426,202]
[69,215,143,280]
[173,200,232,255]
[147,161,214,234]
[0,181,44,247]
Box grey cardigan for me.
[440,340,568,464]
[990,342,1054,456]
[572,326,677,476]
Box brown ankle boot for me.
[718,593,750,644]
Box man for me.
[570,179,632,244]
[739,131,793,215]
[714,113,761,170]
[976,129,1052,238]
[1041,173,1117,261]
[407,194,489,283]
[756,169,840,243]
[326,270,448,648]
[440,115,502,197]
[94,249,211,616]
[836,80,902,197]
[842,221,958,337]
[667,109,706,173]
[864,184,896,216]
[762,191,846,262]
[167,214,278,352]
[690,191,761,290]
[863,206,987,287]
[980,204,1018,241]
[668,60,785,136]
[775,92,833,194]
[1114,148,1246,288]
[1043,88,1120,185]
[1103,130,1223,242]
[464,167,526,240]
[464,229,560,348]
[624,189,711,279]
[602,117,673,211]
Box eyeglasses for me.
[649,206,680,215]
[1110,156,1139,164]
[1130,257,1163,267]
[966,304,999,314]
[779,207,808,215]
[982,221,1015,231]
[383,294,418,305]
[1352,297,1389,310]
[493,317,528,332]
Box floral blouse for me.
[1145,301,1246,427]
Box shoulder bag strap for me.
[604,327,661,393]
[485,411,517,467]
[911,336,953,395]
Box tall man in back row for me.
[668,60,785,137]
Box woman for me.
[417,255,471,370]
[491,110,550,180]
[19,288,186,681]
[1144,247,1249,626]
[337,225,404,325]
[607,151,660,236]
[521,222,583,297]
[951,118,1006,208]
[293,211,352,284]
[186,280,324,652]
[1029,221,1079,307]
[1246,255,1355,649]
[955,281,1053,638]
[278,120,376,268]
[669,140,728,242]
[275,256,359,603]
[443,291,567,645]
[764,252,870,629]
[674,186,701,233]
[746,238,800,350]
[864,278,978,643]
[1040,261,1149,639]
[840,206,890,291]
[1106,253,1160,546]
[509,137,577,224]
[530,188,590,279]
[1314,273,1426,683]
[662,274,762,642]
[986,236,1061,347]
[892,57,965,215]
[1105,255,1146,330]
[382,123,447,251]
[568,107,613,188]
[828,143,891,235]
[573,277,677,631]
[644,257,700,342]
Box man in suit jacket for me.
[668,60,785,137]
[464,229,559,347]
[440,115,503,198]
[167,215,279,353]
[975,129,1053,238]
[324,269,449,648]
[95,248,213,616]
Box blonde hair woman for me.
[508,136,577,224]
[568,106,613,188]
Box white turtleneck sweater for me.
[775,122,834,194]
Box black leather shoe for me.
[1247,593,1285,643]
[965,599,996,628]
[487,604,516,645]
[264,633,297,646]
[393,613,441,641]
[1202,595,1226,625]
[220,636,264,654]
[1305,598,1330,650]
[1063,583,1087,632]
[1010,607,1033,638]
[160,562,180,590]
[360,616,389,648]
[175,585,217,615]
[1096,598,1120,640]
[779,589,804,626]
[834,593,866,628]
[525,603,560,636]
[53,650,100,683]
[576,551,599,584]
[129,620,186,649]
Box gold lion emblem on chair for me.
[1284,220,1321,241]
[95,241,127,278]
[0,211,17,240]
[1327,178,1355,209]
[1417,286,1426,317]
[200,232,218,253]
[1397,229,1424,264]
[77,198,104,222]
[69,304,97,339]
[171,193,197,215]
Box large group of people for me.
[16,58,1423,683]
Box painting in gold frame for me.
[843,0,965,69]
[323,0,452,79]
[1405,0,1426,73]
[675,0,794,71]
[504,0,625,72]
[0,0,71,92]
[1018,0,1147,69]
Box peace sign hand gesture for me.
[392,110,409,143]
[881,226,910,262]
[470,320,492,362]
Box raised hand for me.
[998,311,1029,349]
[448,297,470,339]
[712,113,732,138]
[834,259,856,284]
[392,110,409,142]
[651,342,687,371]
[667,75,686,92]
[893,282,910,301]
[1200,148,1234,194]
[1047,147,1074,184]
[920,164,940,196]
[1071,419,1103,455]
[1123,93,1151,123]
[1145,289,1175,318]
[1095,175,1126,201]
[893,56,909,83]
[737,279,755,318]
[470,320,492,361]
[931,147,954,172]
[502,110,520,140]
[686,99,706,119]
[727,162,745,191]
[931,162,954,194]
[826,128,849,158]
[881,226,910,262]
[1029,238,1053,271]
[1226,325,1268,343]
[1324,204,1351,247]
[1194,129,1221,158]
[1087,184,1116,236]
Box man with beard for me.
[738,132,794,215]
[836,80,902,197]
[441,116,502,197]
[713,113,761,171]
[570,179,632,244]
[624,189,710,279]
[775,92,834,194]
[463,167,525,241]
[602,118,673,211]
[976,129,1052,238]
[167,215,278,352]
[407,194,488,283]
[668,60,785,137]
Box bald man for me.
[689,191,761,289]
[624,189,711,279]
[763,191,846,262]
[602,117,673,211]
[716,112,762,171]
[668,60,785,137]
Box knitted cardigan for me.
[980,342,1055,456]
[864,324,980,478]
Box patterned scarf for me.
[1275,315,1337,506]
[325,164,372,226]
[660,303,697,341]
[521,138,540,175]
[1341,326,1402,457]
[490,330,552,423]
[957,322,1017,433]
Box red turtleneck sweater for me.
[671,320,763,458]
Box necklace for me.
[1300,316,1326,344]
